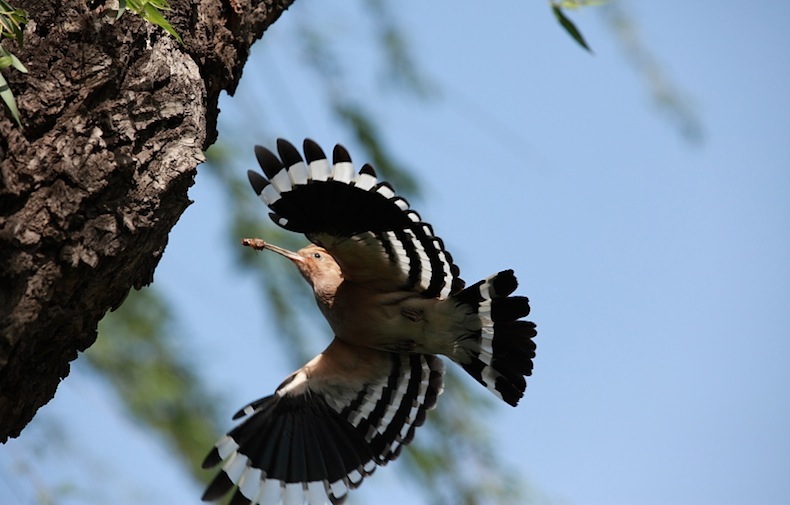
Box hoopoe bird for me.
[202,139,537,505]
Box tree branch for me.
[0,0,295,442]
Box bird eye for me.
[313,252,322,259]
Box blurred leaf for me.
[555,0,609,9]
[87,288,222,482]
[552,3,592,52]
[363,0,437,97]
[602,3,704,142]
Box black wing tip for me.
[201,470,234,501]
[491,296,531,321]
[247,170,269,195]
[304,138,326,163]
[276,137,296,151]
[332,143,352,164]
[277,138,303,166]
[229,488,253,505]
[494,361,529,406]
[254,144,283,179]
[359,163,377,177]
[492,269,518,297]
[201,447,222,469]
[461,358,527,407]
[499,384,525,407]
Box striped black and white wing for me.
[202,338,444,505]
[247,139,464,299]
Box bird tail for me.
[446,270,537,406]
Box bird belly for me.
[327,287,454,355]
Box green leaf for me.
[118,0,183,44]
[552,3,592,52]
[146,0,173,10]
[8,52,25,72]
[0,44,24,71]
[0,44,25,126]
[0,1,28,46]
[142,3,183,43]
[0,69,21,126]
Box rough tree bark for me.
[0,0,295,442]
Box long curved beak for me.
[242,238,304,264]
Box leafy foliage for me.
[0,0,28,126]
[603,3,703,142]
[116,0,183,44]
[87,288,223,482]
[0,0,25,44]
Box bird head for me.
[256,241,343,302]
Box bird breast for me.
[320,282,455,354]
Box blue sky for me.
[3,2,789,505]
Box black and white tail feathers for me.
[450,270,537,406]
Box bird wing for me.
[247,138,464,299]
[202,338,444,505]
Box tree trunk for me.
[0,0,294,442]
